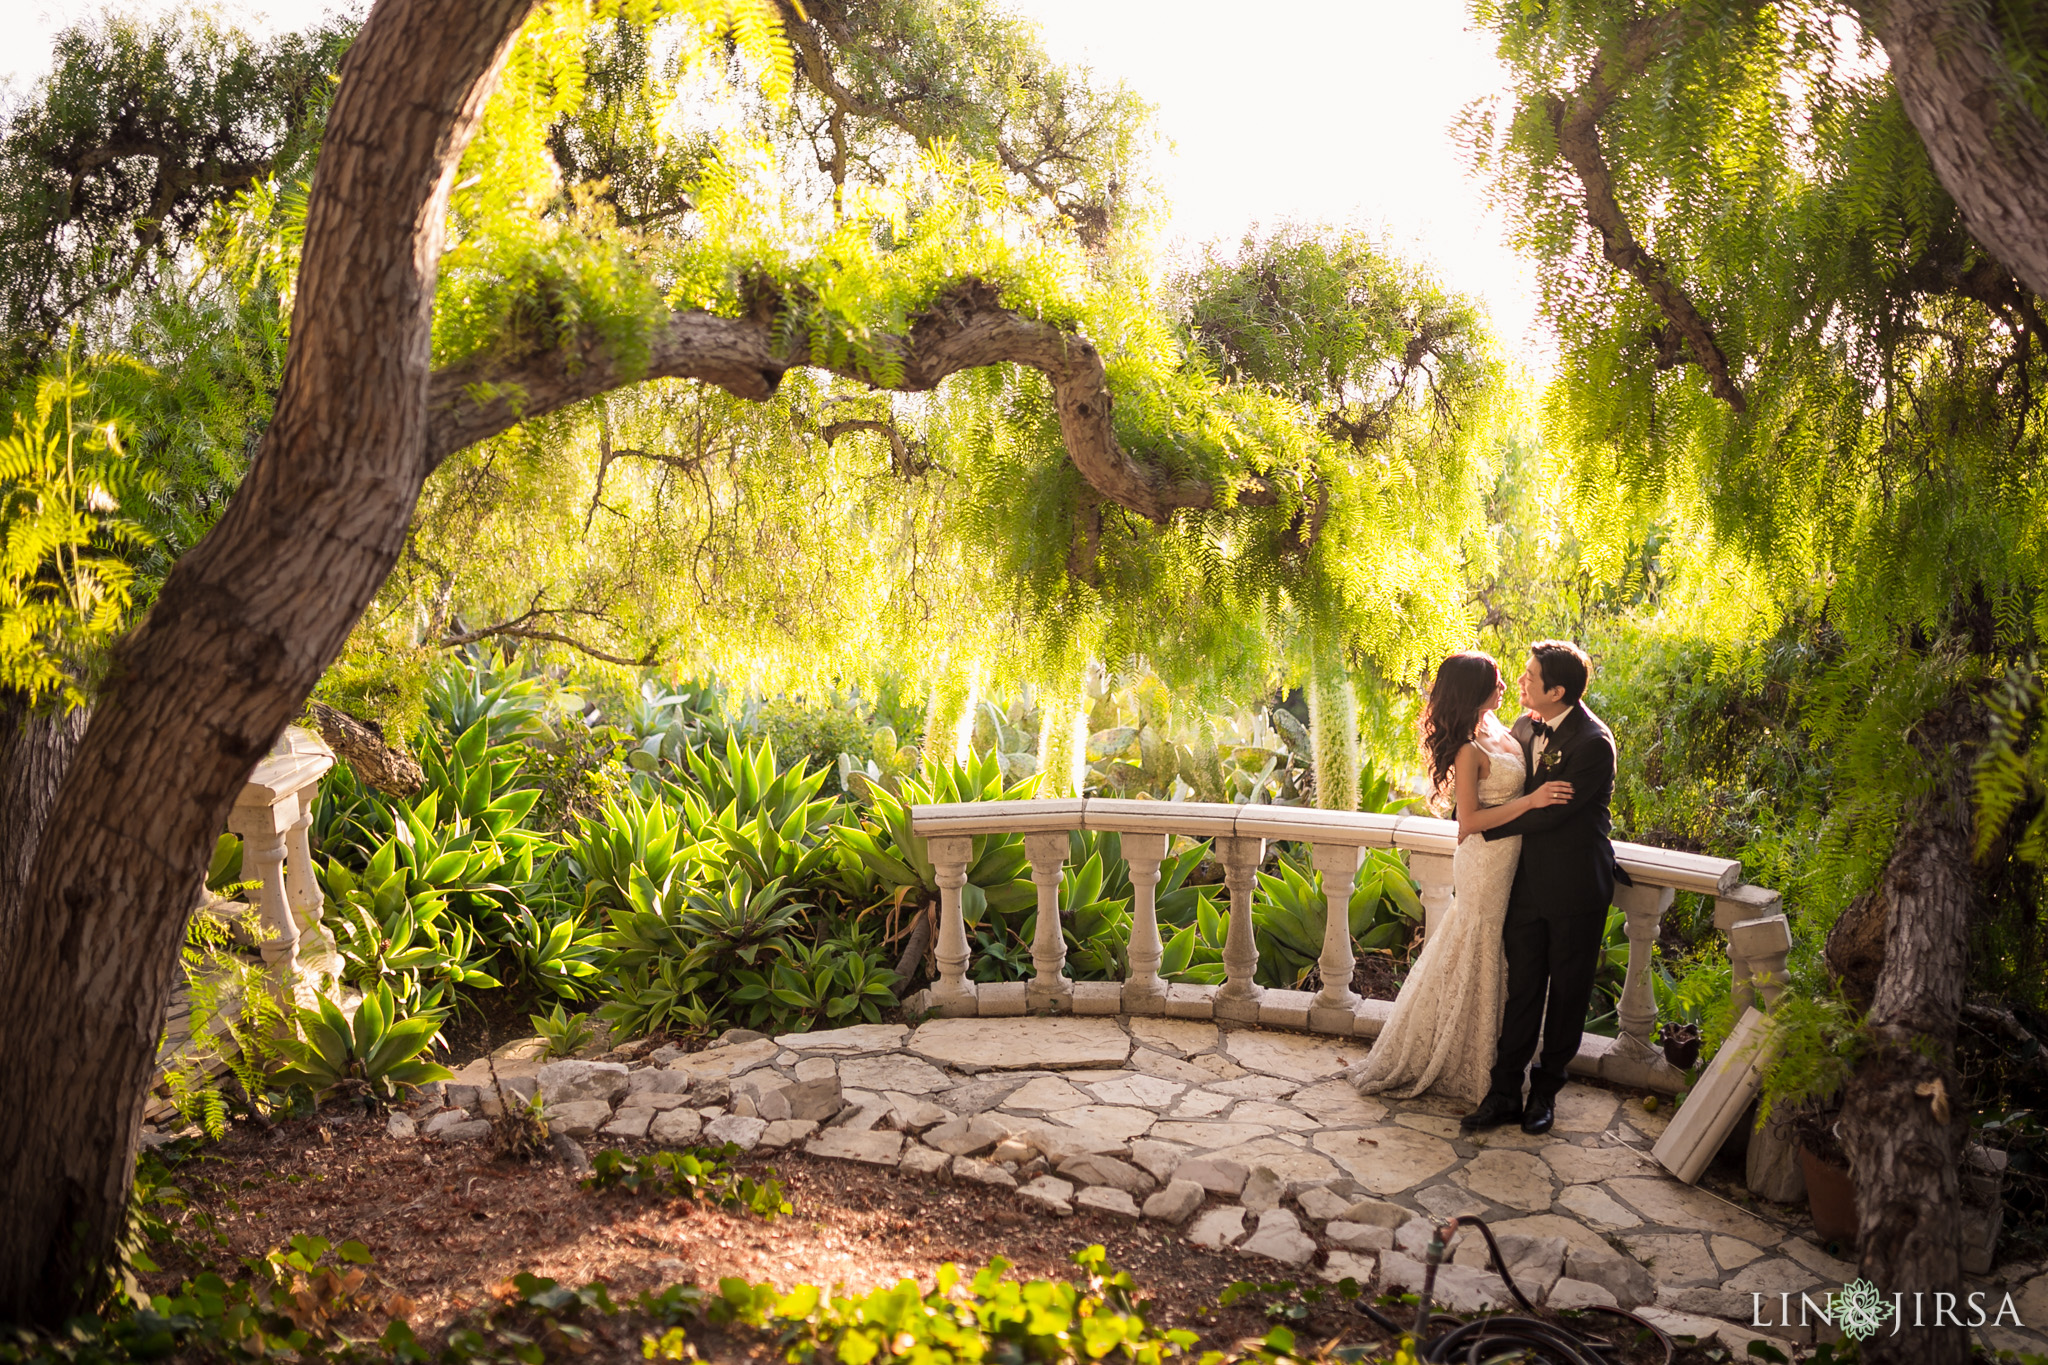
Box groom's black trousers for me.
[1488,908,1606,1102]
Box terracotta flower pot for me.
[1799,1143,1858,1246]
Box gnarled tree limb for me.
[1856,0,2048,303]
[308,701,423,797]
[425,283,1257,526]
[1546,14,1748,413]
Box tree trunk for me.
[1858,0,2048,301]
[1837,699,1980,1365]
[0,703,87,944]
[0,0,540,1321]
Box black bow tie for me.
[1530,718,1555,739]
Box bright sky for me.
[6,0,1544,356]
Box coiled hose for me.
[1345,1215,1677,1365]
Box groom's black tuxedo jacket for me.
[1481,703,1628,919]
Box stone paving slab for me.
[382,1014,2047,1358]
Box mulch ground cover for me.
[139,1110,1719,1363]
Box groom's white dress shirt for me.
[1530,704,1578,768]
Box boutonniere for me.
[1537,748,1565,773]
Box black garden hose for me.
[1348,1215,1677,1365]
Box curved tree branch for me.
[1857,0,2048,302]
[438,620,657,668]
[775,1,1111,244]
[1546,14,1748,414]
[819,416,937,476]
[425,283,1261,525]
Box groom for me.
[1460,640,1626,1136]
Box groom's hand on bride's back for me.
[1481,733,1616,841]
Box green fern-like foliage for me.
[1464,0,2048,947]
[0,357,155,708]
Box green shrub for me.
[582,1145,789,1218]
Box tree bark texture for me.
[1859,0,2048,302]
[309,701,423,797]
[1838,701,1980,1365]
[0,0,540,1320]
[0,704,88,945]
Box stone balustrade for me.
[223,725,337,993]
[906,798,1790,1094]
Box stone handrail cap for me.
[909,798,1086,835]
[1087,798,1275,839]
[1233,805,1397,846]
[236,725,336,806]
[907,798,1741,892]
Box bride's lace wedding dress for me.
[1345,729,1524,1105]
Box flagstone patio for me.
[431,1013,2048,1358]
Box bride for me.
[1344,652,1572,1104]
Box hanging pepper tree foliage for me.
[0,0,1511,1319]
[302,0,1511,712]
[1469,1,2048,1356]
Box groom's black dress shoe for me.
[1459,1094,1524,1132]
[1521,1095,1556,1135]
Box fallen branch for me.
[308,701,423,797]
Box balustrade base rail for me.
[898,979,1690,1093]
[906,798,1789,1100]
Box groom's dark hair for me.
[1530,640,1591,705]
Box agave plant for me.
[596,956,721,1039]
[1160,892,1230,984]
[324,860,502,1015]
[530,1002,597,1059]
[423,652,567,745]
[831,752,1039,934]
[675,735,838,834]
[682,874,810,967]
[567,788,688,912]
[418,718,545,842]
[616,676,721,772]
[1249,846,1427,987]
[270,982,453,1104]
[495,904,608,1000]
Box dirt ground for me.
[143,1110,1721,1363]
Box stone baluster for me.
[285,790,325,934]
[227,808,298,996]
[1023,831,1074,1012]
[1310,844,1363,1028]
[1728,915,1794,1014]
[1121,832,1170,1014]
[1215,835,1266,1022]
[1715,884,1785,1016]
[1409,851,1454,943]
[928,835,978,1016]
[1614,881,1676,1056]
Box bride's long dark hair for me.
[1421,652,1500,808]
